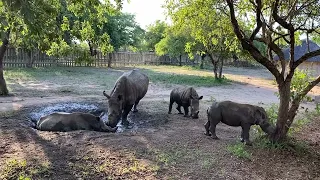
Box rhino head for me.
[103,91,123,128]
[190,95,203,119]
[96,112,118,132]
[254,106,275,135]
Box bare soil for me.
[0,66,319,180]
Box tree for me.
[155,27,189,65]
[0,0,61,95]
[144,20,168,51]
[103,12,145,52]
[165,0,240,79]
[60,0,117,56]
[226,0,320,141]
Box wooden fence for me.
[3,48,205,68]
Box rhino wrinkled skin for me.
[36,112,117,132]
[103,69,149,128]
[205,101,275,145]
[168,87,203,119]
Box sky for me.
[122,0,168,29]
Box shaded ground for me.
[0,66,319,179]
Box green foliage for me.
[144,20,168,51]
[165,0,240,58]
[254,136,309,155]
[227,143,251,160]
[103,12,145,51]
[274,69,314,102]
[155,28,188,58]
[0,0,61,51]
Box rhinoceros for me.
[168,87,203,119]
[103,69,149,127]
[205,101,275,145]
[36,112,117,132]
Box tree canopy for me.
[165,0,240,79]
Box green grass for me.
[4,66,230,91]
[0,159,51,180]
[143,69,229,87]
[227,143,252,160]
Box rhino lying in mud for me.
[168,87,203,119]
[103,69,149,128]
[36,112,118,132]
[205,101,275,145]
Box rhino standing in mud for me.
[103,69,149,128]
[168,87,203,119]
[205,101,275,145]
[36,112,117,132]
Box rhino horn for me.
[103,91,110,99]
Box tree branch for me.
[293,49,320,69]
[272,0,294,31]
[250,0,262,41]
[292,75,320,106]
[226,0,283,83]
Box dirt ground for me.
[0,66,320,180]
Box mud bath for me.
[27,101,170,133]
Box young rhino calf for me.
[205,101,275,145]
[36,112,117,132]
[168,87,203,119]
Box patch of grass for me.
[254,136,309,155]
[142,69,230,87]
[149,146,216,169]
[227,143,252,160]
[0,159,51,180]
[4,67,120,88]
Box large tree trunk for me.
[208,53,218,79]
[200,54,205,69]
[108,53,112,68]
[0,37,9,96]
[218,58,224,79]
[272,81,291,141]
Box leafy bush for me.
[274,69,313,102]
[227,143,251,160]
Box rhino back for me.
[171,87,198,105]
[219,101,254,125]
[111,69,149,105]
[36,113,96,131]
[36,113,68,131]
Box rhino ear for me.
[118,95,122,101]
[199,96,203,100]
[254,107,266,124]
[103,91,110,99]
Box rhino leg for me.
[209,123,219,139]
[122,104,133,127]
[240,131,244,142]
[241,124,252,146]
[168,98,174,114]
[204,121,211,136]
[176,105,183,114]
[183,106,189,117]
[132,100,140,113]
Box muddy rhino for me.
[205,101,275,145]
[168,87,203,119]
[36,112,117,132]
[103,69,149,128]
